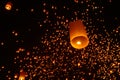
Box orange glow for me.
[18,76,25,80]
[18,70,26,80]
[69,20,89,49]
[5,2,13,10]
[76,41,81,45]
[74,0,79,3]
[14,74,18,78]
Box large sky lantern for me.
[5,2,13,10]
[69,20,89,49]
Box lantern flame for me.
[19,76,25,80]
[76,41,81,45]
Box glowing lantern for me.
[14,74,18,79]
[69,20,89,49]
[5,2,13,10]
[18,70,26,80]
[74,0,79,3]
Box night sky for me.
[0,0,120,80]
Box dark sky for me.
[0,0,120,80]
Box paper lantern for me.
[69,20,89,49]
[74,0,79,3]
[5,2,13,10]
[18,71,26,80]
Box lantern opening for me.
[71,36,88,49]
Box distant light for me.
[14,74,18,78]
[16,8,19,11]
[1,42,4,46]
[31,8,34,12]
[5,2,13,10]
[74,0,79,3]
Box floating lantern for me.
[74,0,79,3]
[69,20,89,49]
[14,74,18,79]
[18,70,26,80]
[5,2,13,10]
